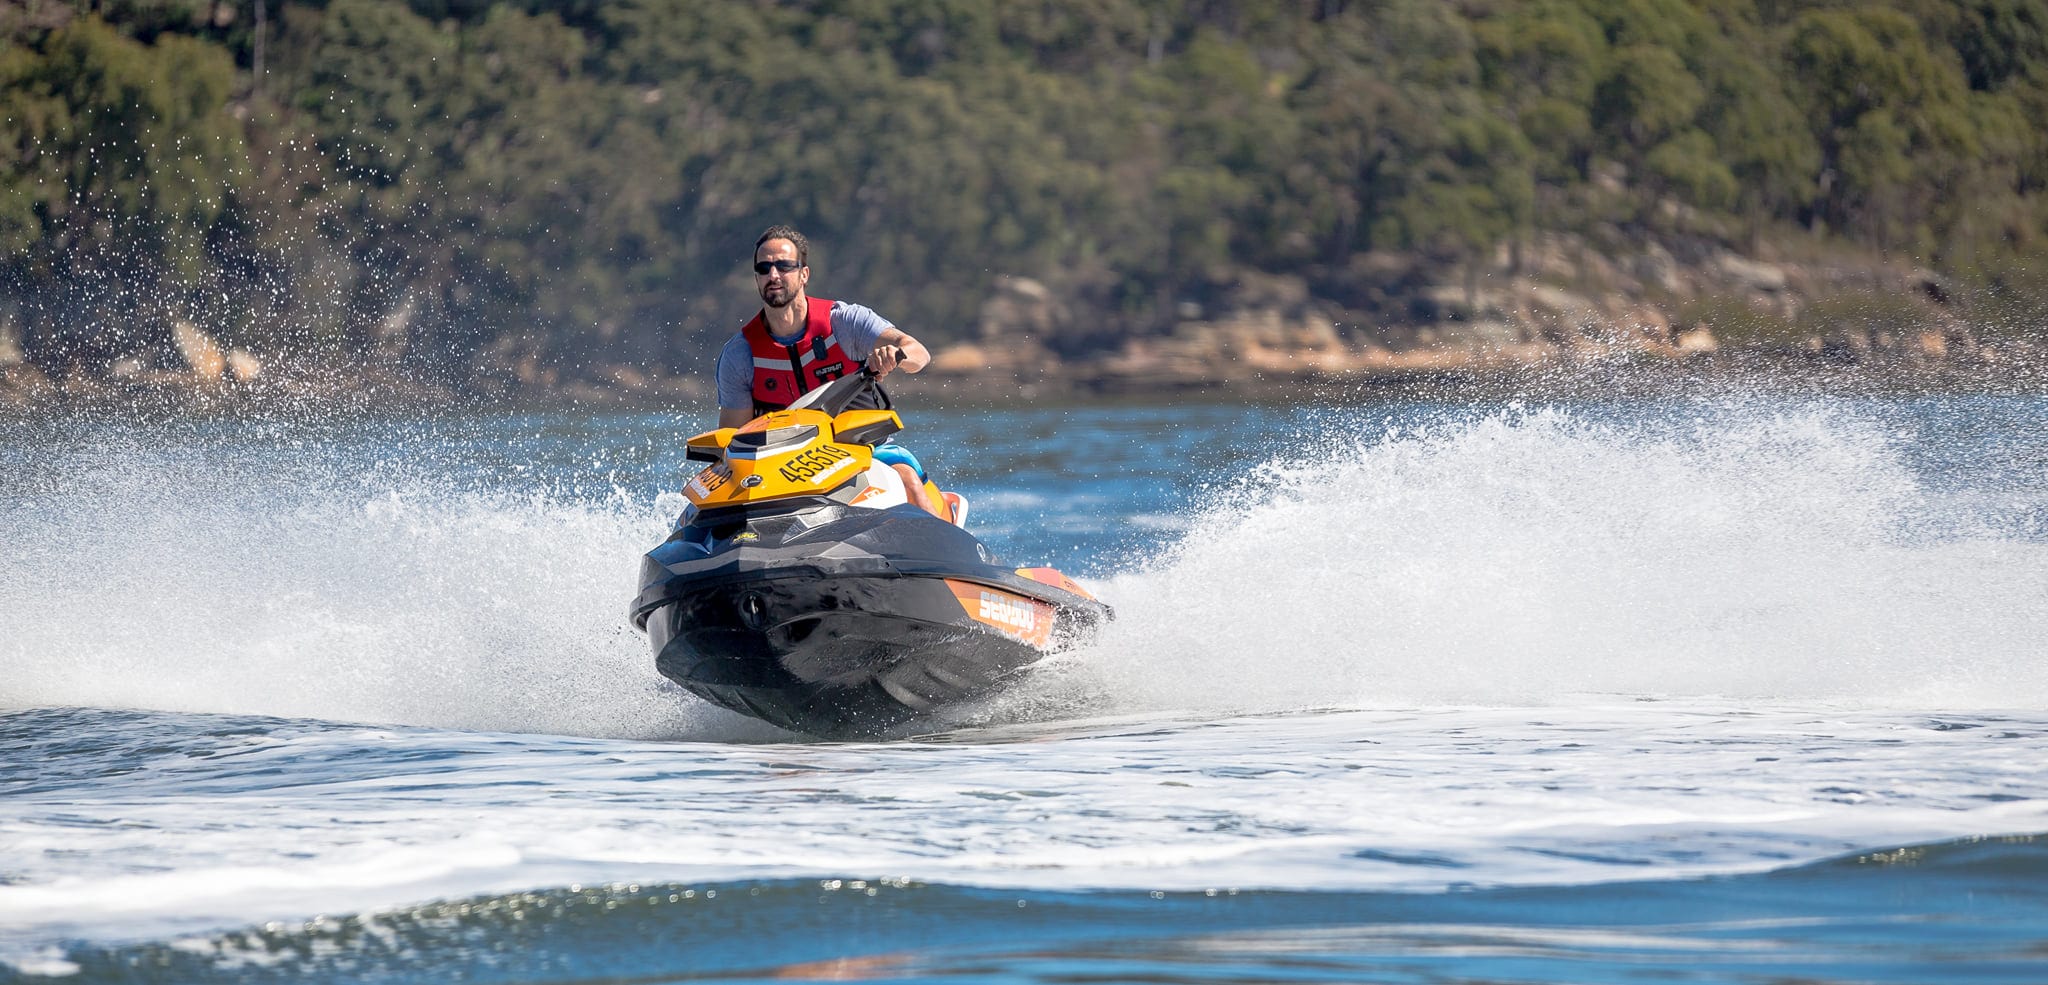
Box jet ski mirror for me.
[684,428,735,464]
[832,409,902,447]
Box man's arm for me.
[867,327,930,377]
[714,338,758,429]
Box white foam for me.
[0,435,753,739]
[1058,403,2048,716]
[6,403,2043,738]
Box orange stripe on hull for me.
[1013,567,1096,600]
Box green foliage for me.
[1644,130,1738,210]
[1474,1,1605,182]
[0,16,241,269]
[1782,7,1979,245]
[3,0,2048,383]
[1906,0,2048,91]
[1693,35,1821,224]
[1597,44,1704,147]
[0,15,243,367]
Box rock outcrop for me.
[939,234,2012,393]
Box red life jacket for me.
[741,296,865,414]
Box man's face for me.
[755,239,807,309]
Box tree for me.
[1783,8,1977,245]
[0,15,243,373]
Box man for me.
[716,225,930,429]
[716,225,952,518]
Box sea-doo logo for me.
[978,592,1039,632]
[946,579,1054,647]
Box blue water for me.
[4,391,2048,983]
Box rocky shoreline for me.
[5,239,2043,415]
[6,334,2036,420]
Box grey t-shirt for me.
[716,301,894,410]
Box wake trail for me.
[1011,403,2048,719]
[0,431,773,740]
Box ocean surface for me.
[3,388,2047,983]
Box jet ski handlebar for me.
[785,366,882,417]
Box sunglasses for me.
[753,259,803,275]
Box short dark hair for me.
[755,225,808,265]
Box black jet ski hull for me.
[644,573,1064,736]
[631,503,1110,737]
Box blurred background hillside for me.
[2,0,2046,403]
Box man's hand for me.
[867,344,904,377]
[867,330,929,378]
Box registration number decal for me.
[779,445,855,484]
[687,465,731,498]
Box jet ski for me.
[629,371,1112,737]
